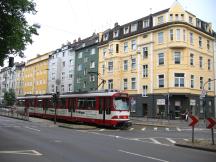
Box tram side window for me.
[44,99,53,109]
[78,98,96,110]
[68,98,75,112]
[28,99,34,107]
[38,100,43,108]
[99,98,103,114]
[59,98,66,109]
[17,100,25,107]
[106,98,111,114]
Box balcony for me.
[168,41,187,49]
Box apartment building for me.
[15,62,25,96]
[98,1,215,118]
[23,53,50,95]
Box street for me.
[0,116,215,162]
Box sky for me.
[12,0,216,63]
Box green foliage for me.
[0,0,39,66]
[3,89,16,106]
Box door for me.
[142,104,148,117]
[68,98,75,117]
[99,97,111,124]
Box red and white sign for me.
[206,118,216,129]
[188,115,199,127]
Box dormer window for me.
[143,19,150,28]
[175,14,179,21]
[158,16,164,25]
[169,14,173,22]
[124,26,129,34]
[181,14,184,21]
[131,23,138,32]
[103,33,109,41]
[189,16,193,24]
[113,30,119,38]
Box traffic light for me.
[52,93,57,103]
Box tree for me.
[0,0,39,66]
[3,89,16,106]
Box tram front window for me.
[114,97,129,111]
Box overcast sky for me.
[13,0,216,63]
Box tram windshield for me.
[114,97,129,111]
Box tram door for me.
[99,97,111,124]
[68,98,75,117]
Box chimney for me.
[8,57,14,67]
[73,39,76,43]
[78,37,81,42]
[114,22,119,28]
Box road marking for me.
[150,138,161,144]
[176,127,181,132]
[0,150,42,156]
[25,126,40,132]
[118,150,169,162]
[165,128,169,131]
[141,127,146,131]
[54,140,62,143]
[99,129,104,131]
[166,138,176,144]
[183,139,189,141]
[129,128,134,131]
[154,127,158,131]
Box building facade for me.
[48,43,79,94]
[74,34,99,92]
[23,53,49,95]
[15,62,25,96]
[98,2,215,118]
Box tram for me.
[16,90,130,127]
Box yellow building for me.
[98,1,215,118]
[23,53,50,95]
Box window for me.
[208,59,211,70]
[103,48,106,58]
[190,53,194,66]
[83,81,86,88]
[83,68,87,76]
[61,72,65,80]
[175,14,179,21]
[183,30,186,41]
[69,59,72,65]
[190,32,193,44]
[199,36,202,48]
[123,60,128,71]
[61,85,64,92]
[131,39,136,50]
[131,58,136,69]
[207,40,210,50]
[158,32,164,44]
[176,29,181,41]
[131,78,136,89]
[109,44,113,53]
[90,61,95,68]
[170,29,173,41]
[124,42,128,52]
[181,14,184,21]
[143,19,149,28]
[108,61,113,72]
[142,85,148,97]
[62,61,65,67]
[158,53,164,65]
[191,75,194,88]
[175,73,184,87]
[62,51,65,57]
[131,23,138,32]
[169,14,173,21]
[90,75,95,82]
[123,79,128,90]
[102,64,105,75]
[174,52,181,64]
[77,77,81,83]
[91,48,96,55]
[108,79,113,89]
[116,44,119,53]
[142,65,148,77]
[69,71,73,78]
[124,26,129,34]
[199,56,203,68]
[200,77,203,89]
[68,84,73,92]
[78,52,82,58]
[84,57,88,63]
[189,16,193,24]
[158,74,164,88]
[103,33,109,41]
[208,78,211,90]
[158,16,164,24]
[113,30,119,38]
[77,64,82,71]
[143,47,148,59]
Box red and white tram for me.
[16,91,130,127]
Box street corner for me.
[175,139,216,152]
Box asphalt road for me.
[0,116,215,162]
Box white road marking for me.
[25,126,40,132]
[54,140,62,143]
[165,128,169,131]
[166,138,176,144]
[183,139,189,141]
[154,127,158,131]
[141,127,146,131]
[118,150,169,162]
[129,128,134,131]
[99,129,104,131]
[176,127,181,132]
[0,150,42,156]
[150,138,161,144]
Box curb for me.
[58,124,96,130]
[133,122,176,128]
[175,143,216,152]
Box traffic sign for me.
[206,118,216,129]
[188,115,199,127]
[200,89,207,99]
